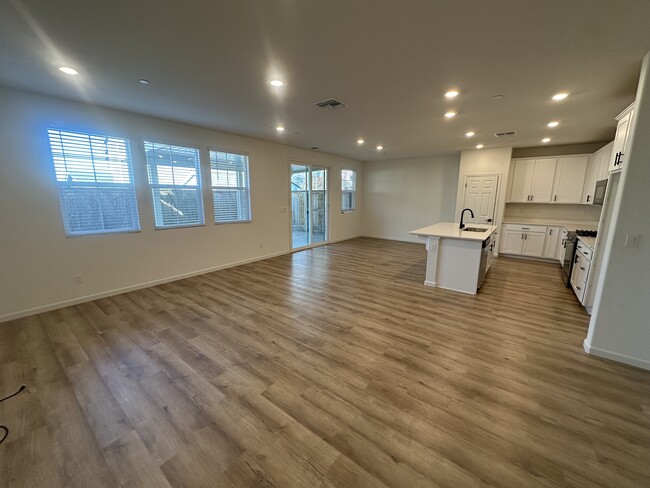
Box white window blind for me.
[144,141,204,228]
[209,150,251,223]
[47,129,140,236]
[341,169,356,211]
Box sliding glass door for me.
[291,163,328,249]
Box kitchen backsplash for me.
[504,203,602,222]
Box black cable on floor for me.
[0,385,27,445]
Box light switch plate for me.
[625,234,641,248]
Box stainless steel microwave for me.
[592,179,608,205]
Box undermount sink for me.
[462,227,488,232]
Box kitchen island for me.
[410,222,499,294]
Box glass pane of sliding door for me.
[291,164,328,249]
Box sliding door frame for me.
[288,160,331,251]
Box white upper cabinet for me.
[510,159,535,202]
[509,159,556,203]
[552,156,588,204]
[530,159,557,203]
[583,142,613,203]
[583,154,600,204]
[609,103,635,173]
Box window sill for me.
[341,209,355,214]
[154,223,206,231]
[214,219,252,225]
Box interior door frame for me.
[288,160,331,251]
[462,173,501,225]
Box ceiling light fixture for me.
[547,121,559,127]
[357,138,365,145]
[552,92,569,101]
[276,126,285,132]
[476,144,484,149]
[465,131,475,137]
[376,145,383,151]
[542,137,551,143]
[444,111,457,119]
[138,79,150,85]
[445,90,459,98]
[270,80,284,87]
[58,66,78,76]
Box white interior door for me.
[462,175,499,224]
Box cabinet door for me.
[582,154,600,204]
[598,142,613,181]
[609,111,632,173]
[556,228,568,262]
[552,156,588,204]
[510,160,534,202]
[530,159,556,203]
[543,226,561,259]
[501,231,524,254]
[522,232,546,257]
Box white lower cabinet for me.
[500,224,547,258]
[571,249,591,304]
[543,226,561,259]
[521,232,546,257]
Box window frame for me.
[341,168,357,212]
[143,140,206,230]
[47,128,141,237]
[208,148,252,224]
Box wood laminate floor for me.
[1,237,649,488]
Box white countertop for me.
[577,236,597,249]
[410,222,498,241]
[503,218,599,232]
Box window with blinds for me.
[209,150,251,223]
[341,169,356,211]
[144,141,204,228]
[47,129,140,236]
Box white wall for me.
[362,155,459,242]
[454,147,513,250]
[0,86,363,321]
[585,52,650,370]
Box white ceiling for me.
[1,0,650,160]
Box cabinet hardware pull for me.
[554,195,557,202]
[576,286,581,290]
[587,195,591,203]
[580,267,586,271]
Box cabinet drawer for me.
[576,241,593,261]
[504,224,547,233]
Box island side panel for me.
[436,238,482,294]
[424,236,440,287]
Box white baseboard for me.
[0,249,294,324]
[0,236,365,324]
[424,280,437,288]
[583,339,650,371]
[362,234,420,244]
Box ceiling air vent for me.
[495,131,516,137]
[314,98,347,110]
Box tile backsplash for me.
[505,203,602,222]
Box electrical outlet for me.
[279,207,287,213]
[73,274,83,284]
[625,234,641,248]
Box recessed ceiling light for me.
[542,137,551,143]
[376,145,383,151]
[276,126,285,132]
[444,111,457,118]
[552,92,569,101]
[58,66,78,76]
[465,131,475,137]
[547,121,559,127]
[270,80,284,87]
[445,90,459,98]
[138,79,150,85]
[357,138,365,145]
[476,144,484,149]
